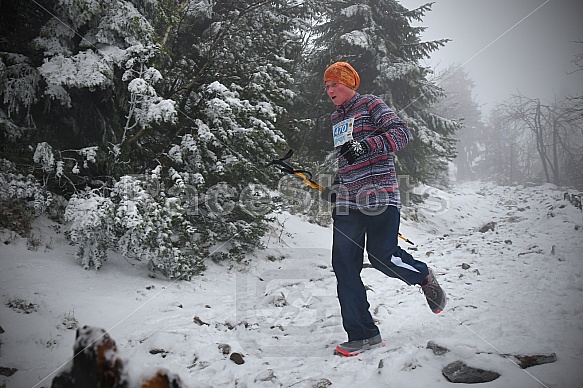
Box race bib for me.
[332,117,355,147]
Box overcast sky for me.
[398,0,583,116]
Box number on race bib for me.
[332,117,355,147]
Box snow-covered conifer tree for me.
[429,65,487,182]
[0,0,305,276]
[150,1,305,262]
[287,0,459,186]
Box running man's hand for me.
[340,140,369,165]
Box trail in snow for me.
[0,181,582,388]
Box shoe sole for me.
[335,341,385,357]
[431,293,447,314]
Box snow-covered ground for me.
[1,181,582,387]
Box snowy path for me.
[1,181,582,387]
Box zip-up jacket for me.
[331,93,411,209]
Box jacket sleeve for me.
[362,97,412,154]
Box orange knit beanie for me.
[324,62,360,90]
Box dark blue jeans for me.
[332,205,429,341]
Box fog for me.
[399,0,583,116]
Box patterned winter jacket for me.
[331,92,411,210]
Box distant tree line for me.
[430,50,583,191]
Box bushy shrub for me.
[65,188,115,271]
[0,199,34,236]
[0,164,52,235]
[65,172,206,279]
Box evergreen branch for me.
[160,0,193,47]
[172,0,272,108]
[126,127,147,146]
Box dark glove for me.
[340,140,369,165]
[320,186,337,203]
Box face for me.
[324,81,355,106]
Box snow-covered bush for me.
[0,161,52,235]
[0,53,40,122]
[65,172,206,279]
[0,172,51,215]
[65,188,115,270]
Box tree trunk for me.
[552,117,560,184]
[535,100,551,183]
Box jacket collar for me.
[336,92,360,112]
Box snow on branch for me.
[1,54,40,119]
[121,48,177,141]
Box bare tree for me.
[476,44,583,188]
[496,93,583,188]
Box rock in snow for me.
[442,360,500,383]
